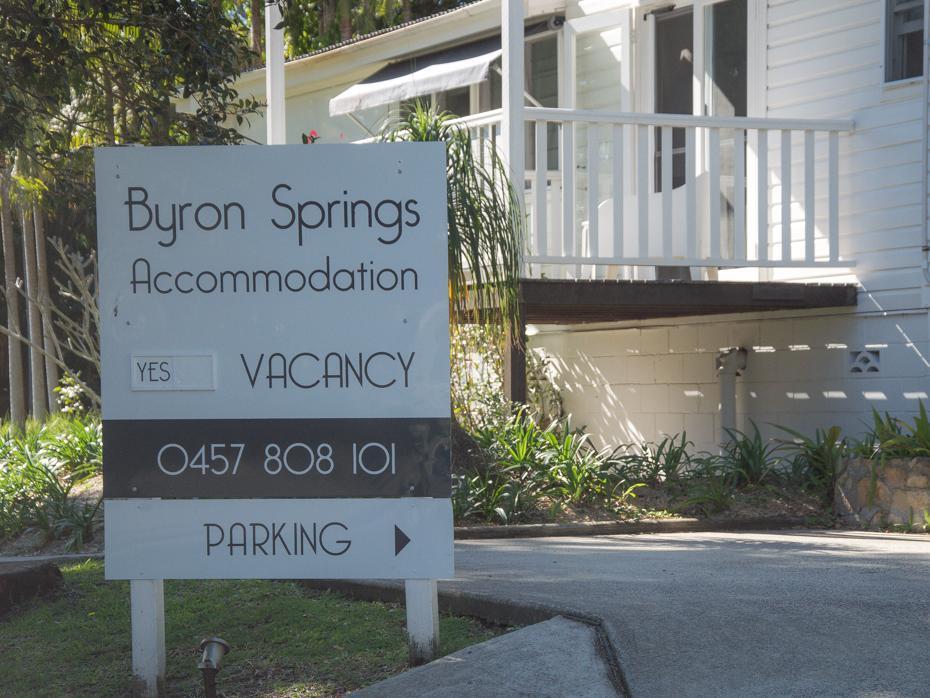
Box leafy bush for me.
[611,433,694,484]
[874,402,930,457]
[677,470,736,517]
[720,422,780,485]
[543,429,611,506]
[848,403,930,459]
[451,324,563,433]
[54,371,91,415]
[777,425,846,505]
[454,407,633,524]
[0,413,102,548]
[851,409,904,458]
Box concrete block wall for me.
[531,310,930,453]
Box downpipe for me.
[716,348,748,450]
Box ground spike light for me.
[198,637,230,698]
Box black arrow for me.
[394,525,411,556]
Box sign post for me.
[96,144,453,692]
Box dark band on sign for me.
[103,417,450,499]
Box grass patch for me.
[0,560,499,697]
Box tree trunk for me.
[402,0,412,23]
[250,0,264,64]
[103,69,116,145]
[20,201,48,421]
[33,206,59,411]
[0,166,26,428]
[338,0,352,40]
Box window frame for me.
[884,0,925,84]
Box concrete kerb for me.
[0,552,103,567]
[454,515,811,539]
[301,579,631,697]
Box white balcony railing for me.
[451,107,854,278]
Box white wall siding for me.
[236,77,392,145]
[764,0,929,312]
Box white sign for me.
[105,498,453,580]
[96,144,453,580]
[96,145,450,421]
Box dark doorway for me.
[654,7,693,191]
[708,0,747,118]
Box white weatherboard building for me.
[227,0,930,453]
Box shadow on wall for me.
[533,312,929,453]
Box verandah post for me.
[501,0,526,216]
[501,0,527,405]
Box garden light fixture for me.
[197,637,230,698]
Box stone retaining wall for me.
[836,457,930,530]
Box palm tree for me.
[383,102,523,338]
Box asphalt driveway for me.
[445,530,930,697]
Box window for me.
[886,0,924,82]
[475,34,559,170]
[436,87,471,118]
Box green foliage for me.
[850,404,930,459]
[877,402,930,457]
[455,405,930,526]
[526,350,564,425]
[852,408,904,458]
[677,469,737,517]
[721,421,780,486]
[2,1,261,154]
[450,321,561,433]
[454,407,634,524]
[54,371,91,415]
[279,1,471,57]
[777,424,846,505]
[0,413,102,548]
[611,433,694,484]
[543,428,610,506]
[451,325,509,434]
[383,102,523,337]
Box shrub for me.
[677,470,737,517]
[851,409,903,458]
[0,413,102,548]
[848,403,930,459]
[453,407,632,523]
[777,425,846,505]
[720,421,780,486]
[611,432,694,485]
[875,402,930,457]
[543,428,610,506]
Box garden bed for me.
[452,409,834,529]
[454,481,826,528]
